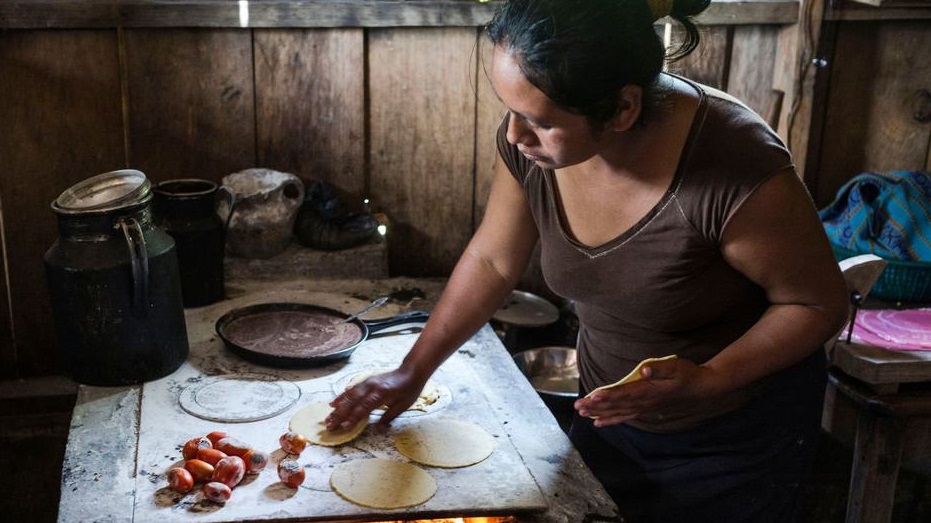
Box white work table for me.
[56,278,618,523]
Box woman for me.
[327,1,849,521]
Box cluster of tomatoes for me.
[166,430,314,503]
[168,431,269,503]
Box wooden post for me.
[772,0,832,184]
[847,411,905,522]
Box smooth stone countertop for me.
[57,277,618,523]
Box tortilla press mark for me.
[178,375,301,423]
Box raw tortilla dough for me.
[394,418,495,468]
[289,402,367,447]
[346,371,441,412]
[584,355,679,398]
[330,458,437,509]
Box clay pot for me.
[219,168,305,259]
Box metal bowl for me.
[512,346,579,422]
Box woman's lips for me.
[519,149,545,162]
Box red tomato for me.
[215,436,251,458]
[205,431,229,446]
[212,455,245,488]
[278,431,308,455]
[196,448,228,466]
[167,467,194,494]
[277,459,305,488]
[183,459,215,484]
[242,449,269,474]
[203,481,232,503]
[182,436,212,461]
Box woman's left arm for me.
[699,167,850,395]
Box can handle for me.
[118,217,149,318]
[217,186,239,233]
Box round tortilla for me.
[289,402,367,447]
[329,458,436,509]
[394,418,495,468]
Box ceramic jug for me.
[153,178,233,307]
[44,169,189,385]
[218,168,304,259]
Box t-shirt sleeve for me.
[678,94,796,244]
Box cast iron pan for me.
[215,302,430,368]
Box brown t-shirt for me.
[497,77,795,432]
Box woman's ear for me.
[609,85,643,132]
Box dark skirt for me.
[569,350,827,523]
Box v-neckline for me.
[546,75,708,257]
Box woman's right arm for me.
[326,152,539,430]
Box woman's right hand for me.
[325,366,426,431]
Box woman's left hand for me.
[573,357,711,426]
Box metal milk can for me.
[44,169,189,385]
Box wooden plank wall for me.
[814,19,931,206]
[0,31,126,378]
[0,22,832,379]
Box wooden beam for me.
[827,5,931,21]
[1,0,800,29]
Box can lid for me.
[54,169,151,212]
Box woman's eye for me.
[510,111,552,131]
[525,118,550,130]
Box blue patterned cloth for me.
[819,171,931,262]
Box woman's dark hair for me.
[485,0,712,127]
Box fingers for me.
[592,413,639,427]
[326,376,417,431]
[575,383,657,421]
[376,402,408,430]
[326,384,380,430]
[641,360,679,380]
[574,360,690,426]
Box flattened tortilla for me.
[585,355,678,398]
[289,402,367,447]
[394,418,495,468]
[330,458,436,509]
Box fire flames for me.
[373,518,517,523]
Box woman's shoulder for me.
[675,75,786,150]
[671,76,797,241]
[671,75,792,174]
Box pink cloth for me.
[845,308,931,351]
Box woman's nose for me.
[506,114,533,146]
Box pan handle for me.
[362,310,430,334]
